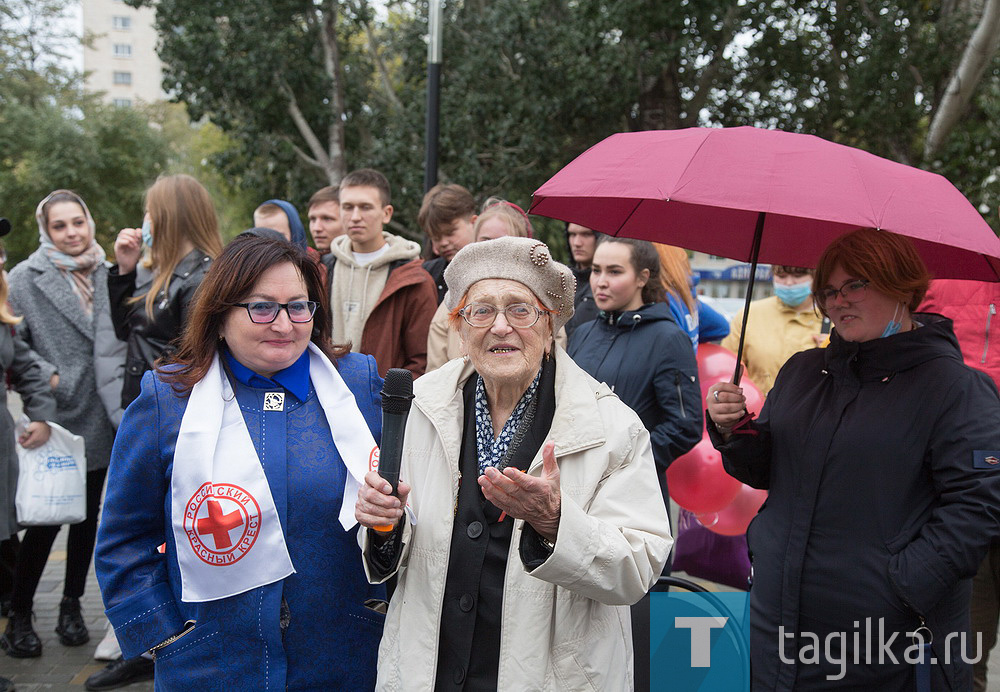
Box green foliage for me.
[0,0,170,264]
[147,103,260,239]
[119,0,1000,250]
[0,100,168,263]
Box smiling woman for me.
[3,189,114,661]
[355,236,672,690]
[96,235,387,690]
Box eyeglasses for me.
[816,279,869,308]
[459,302,545,328]
[233,301,318,324]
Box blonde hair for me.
[654,243,695,312]
[0,268,22,326]
[474,197,533,239]
[137,175,223,318]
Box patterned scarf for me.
[475,366,543,476]
[35,191,106,317]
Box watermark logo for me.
[650,592,751,691]
[779,619,982,681]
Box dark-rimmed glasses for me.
[816,279,869,308]
[459,302,544,328]
[233,301,318,324]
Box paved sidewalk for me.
[0,528,152,691]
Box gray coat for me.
[0,324,57,538]
[9,250,119,471]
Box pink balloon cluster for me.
[666,343,767,535]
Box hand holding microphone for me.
[355,369,413,533]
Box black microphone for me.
[373,369,413,531]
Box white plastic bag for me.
[15,417,87,526]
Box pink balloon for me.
[667,436,743,514]
[697,485,768,536]
[697,343,765,417]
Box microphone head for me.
[381,368,414,415]
[0,218,10,237]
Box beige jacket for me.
[361,347,672,691]
[721,294,824,395]
[425,300,569,372]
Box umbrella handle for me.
[733,212,766,386]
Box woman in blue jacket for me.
[96,235,385,690]
[568,237,702,516]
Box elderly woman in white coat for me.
[356,236,672,691]
[4,190,118,658]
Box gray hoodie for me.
[328,232,421,350]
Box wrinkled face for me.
[307,201,341,253]
[340,185,392,252]
[46,201,92,257]
[459,279,552,389]
[220,262,313,378]
[567,223,596,267]
[431,216,476,261]
[590,241,647,312]
[475,216,511,242]
[253,210,292,242]
[822,264,905,342]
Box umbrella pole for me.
[733,212,766,386]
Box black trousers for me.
[9,467,107,612]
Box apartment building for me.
[82,0,166,106]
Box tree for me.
[126,0,374,189]
[0,0,169,264]
[143,0,1000,247]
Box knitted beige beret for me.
[443,236,576,332]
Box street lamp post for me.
[424,0,442,193]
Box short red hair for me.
[813,228,932,316]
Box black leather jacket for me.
[108,249,212,408]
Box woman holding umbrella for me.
[707,227,1000,690]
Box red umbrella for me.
[530,126,1000,381]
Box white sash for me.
[171,343,379,602]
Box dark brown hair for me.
[596,236,666,305]
[813,228,932,316]
[418,184,476,239]
[159,235,347,393]
[340,168,391,206]
[772,265,813,277]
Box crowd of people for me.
[0,168,997,692]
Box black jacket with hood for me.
[710,315,1000,690]
[568,301,702,508]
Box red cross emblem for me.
[183,483,262,565]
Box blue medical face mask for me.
[774,278,812,308]
[881,302,903,338]
[141,219,153,249]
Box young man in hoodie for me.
[324,168,437,377]
[254,199,328,287]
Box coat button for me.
[453,666,465,684]
[459,594,474,612]
[467,521,483,538]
